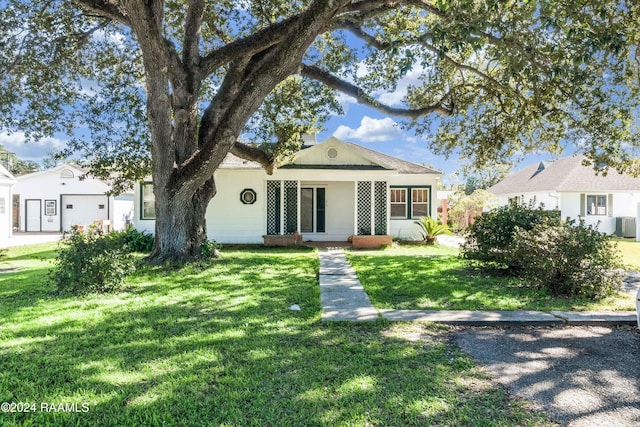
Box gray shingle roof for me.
[219,140,442,175]
[342,142,441,174]
[488,155,640,195]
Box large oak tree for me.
[0,0,638,261]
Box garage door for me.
[61,195,109,231]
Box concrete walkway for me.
[318,248,638,326]
[318,249,378,321]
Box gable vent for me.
[326,147,339,159]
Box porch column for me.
[279,180,284,235]
[296,181,301,235]
[369,181,375,236]
[353,181,358,236]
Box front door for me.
[301,187,325,233]
[25,199,41,231]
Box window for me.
[587,195,607,216]
[45,200,56,216]
[60,169,74,179]
[390,189,407,219]
[0,197,4,215]
[141,183,156,219]
[412,188,429,218]
[391,187,430,219]
[240,189,257,204]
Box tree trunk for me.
[149,176,216,263]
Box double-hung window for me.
[586,195,607,216]
[390,188,407,219]
[141,183,156,219]
[411,188,429,217]
[391,187,430,219]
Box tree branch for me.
[230,142,277,175]
[199,14,301,76]
[70,0,130,25]
[300,64,453,118]
[183,0,204,70]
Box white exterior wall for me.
[113,194,134,231]
[0,183,13,242]
[389,174,441,240]
[493,191,640,236]
[206,169,266,244]
[133,167,443,243]
[561,191,640,235]
[14,167,113,232]
[494,192,560,210]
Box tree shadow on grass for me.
[349,254,571,311]
[0,250,546,426]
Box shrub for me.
[510,220,623,298]
[200,239,221,258]
[414,216,452,244]
[461,200,561,269]
[111,225,154,253]
[49,226,136,294]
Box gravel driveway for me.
[454,326,640,426]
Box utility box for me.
[615,217,636,238]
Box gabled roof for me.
[488,155,640,195]
[0,164,16,184]
[218,137,442,175]
[16,163,89,181]
[284,137,442,174]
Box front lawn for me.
[614,238,640,270]
[0,244,552,426]
[347,245,635,311]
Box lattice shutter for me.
[283,180,298,234]
[266,181,280,235]
[357,181,372,235]
[374,181,387,235]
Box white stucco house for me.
[488,155,640,238]
[0,164,17,243]
[134,137,442,246]
[13,164,133,233]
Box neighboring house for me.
[0,164,17,243]
[134,137,442,245]
[488,155,640,237]
[13,164,133,232]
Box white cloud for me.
[0,131,66,162]
[376,66,425,107]
[333,116,404,142]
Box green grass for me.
[613,238,640,270]
[0,244,554,426]
[347,245,635,311]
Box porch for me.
[263,179,392,248]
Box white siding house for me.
[0,164,16,244]
[13,164,132,233]
[134,137,443,244]
[488,156,640,238]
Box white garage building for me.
[13,164,132,233]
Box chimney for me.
[301,132,317,146]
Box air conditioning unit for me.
[615,217,636,238]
